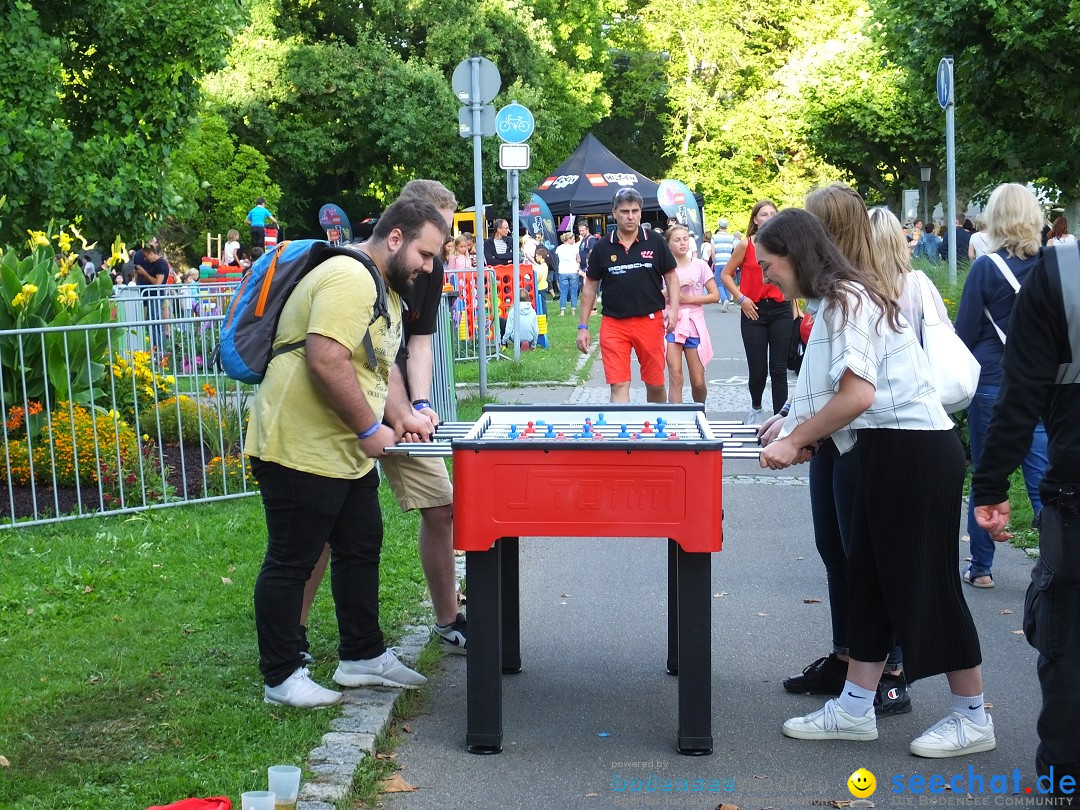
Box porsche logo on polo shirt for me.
[611,254,618,261]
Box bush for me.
[3,402,138,486]
[151,395,223,447]
[203,453,254,496]
[109,349,175,424]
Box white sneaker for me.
[910,712,996,758]
[334,648,427,689]
[782,698,878,741]
[263,666,342,708]
[721,300,730,313]
[744,407,766,425]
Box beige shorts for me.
[379,453,453,511]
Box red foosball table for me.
[388,403,761,756]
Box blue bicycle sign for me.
[495,103,534,144]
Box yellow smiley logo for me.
[847,768,876,798]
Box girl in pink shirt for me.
[664,225,719,403]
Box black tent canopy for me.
[533,133,704,228]
[533,133,665,218]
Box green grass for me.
[452,304,598,385]
[912,257,968,321]
[0,489,428,810]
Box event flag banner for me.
[658,179,704,245]
[522,194,559,252]
[318,203,353,244]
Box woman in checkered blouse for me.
[756,207,995,760]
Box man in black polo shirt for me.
[577,187,680,403]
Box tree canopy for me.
[5,0,1080,248]
[0,0,243,244]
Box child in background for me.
[223,229,242,266]
[502,287,539,350]
[533,247,550,300]
[664,224,719,403]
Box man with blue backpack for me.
[245,197,448,708]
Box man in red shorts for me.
[577,187,680,402]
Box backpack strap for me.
[269,245,390,370]
[983,253,1021,344]
[348,248,390,370]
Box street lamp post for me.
[920,166,932,230]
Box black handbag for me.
[787,315,805,373]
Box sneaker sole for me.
[333,672,426,690]
[263,694,342,708]
[782,723,878,742]
[437,639,467,656]
[909,737,996,758]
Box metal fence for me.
[2,284,257,529]
[2,280,461,528]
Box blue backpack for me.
[215,239,389,384]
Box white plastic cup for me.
[267,765,302,809]
[240,791,276,810]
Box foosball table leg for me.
[666,539,679,676]
[466,543,503,754]
[676,545,713,756]
[500,537,522,674]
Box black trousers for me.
[740,299,790,414]
[847,428,981,681]
[250,459,385,686]
[250,225,266,251]
[1026,496,1080,788]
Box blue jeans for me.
[559,274,578,311]
[966,385,1048,577]
[713,268,731,303]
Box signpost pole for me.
[939,56,957,285]
[510,169,521,362]
[470,57,489,395]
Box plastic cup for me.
[240,791,276,810]
[267,765,302,809]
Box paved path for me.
[361,303,1043,809]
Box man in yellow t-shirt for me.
[247,198,448,708]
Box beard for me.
[385,246,416,296]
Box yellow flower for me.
[107,409,120,420]
[27,230,50,248]
[69,225,96,251]
[55,232,73,253]
[142,434,150,441]
[58,254,78,273]
[165,375,175,384]
[21,283,38,296]
[12,292,27,308]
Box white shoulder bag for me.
[914,271,981,413]
[983,253,1021,343]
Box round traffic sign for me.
[452,57,501,105]
[495,102,534,144]
[937,58,953,108]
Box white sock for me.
[837,681,876,718]
[952,693,988,726]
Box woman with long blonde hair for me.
[954,183,1048,588]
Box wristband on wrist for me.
[577,324,589,330]
[738,295,748,305]
[779,403,791,418]
[412,399,431,411]
[356,422,381,440]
